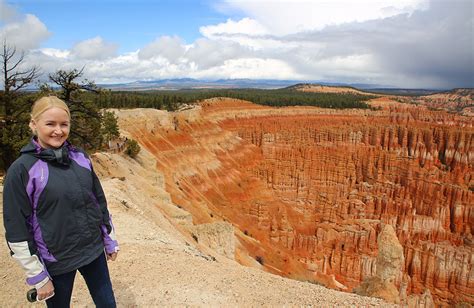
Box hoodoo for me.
[115,91,473,306]
[354,224,404,303]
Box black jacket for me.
[3,139,118,286]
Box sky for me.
[0,0,473,89]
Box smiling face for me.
[30,107,71,149]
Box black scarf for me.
[34,144,71,166]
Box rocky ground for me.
[0,149,393,307]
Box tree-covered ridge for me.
[88,88,376,110]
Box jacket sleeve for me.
[3,163,50,289]
[91,166,119,254]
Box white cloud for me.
[0,0,18,22]
[285,0,474,88]
[89,51,194,82]
[191,58,301,80]
[0,14,50,50]
[70,36,118,60]
[6,0,471,88]
[186,38,252,69]
[199,17,279,51]
[138,35,186,63]
[217,0,429,34]
[200,17,268,38]
[40,48,70,59]
[204,0,472,88]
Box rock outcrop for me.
[190,222,235,259]
[414,88,474,116]
[407,289,435,308]
[354,224,404,303]
[114,93,473,306]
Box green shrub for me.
[125,139,140,158]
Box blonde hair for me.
[29,96,71,135]
[31,96,70,122]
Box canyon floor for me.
[0,171,391,307]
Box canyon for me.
[415,89,474,116]
[0,145,391,307]
[114,88,473,306]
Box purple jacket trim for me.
[101,224,118,254]
[69,151,91,171]
[31,138,42,154]
[89,192,118,253]
[26,270,50,286]
[26,160,57,263]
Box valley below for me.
[113,88,472,306]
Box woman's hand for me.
[107,252,118,261]
[37,280,55,301]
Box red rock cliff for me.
[116,96,473,306]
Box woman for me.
[3,96,119,307]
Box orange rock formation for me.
[414,88,474,116]
[116,94,473,306]
[354,224,405,304]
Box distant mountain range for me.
[97,78,448,95]
[98,78,399,91]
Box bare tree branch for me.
[1,40,41,171]
[2,42,40,96]
[48,67,104,151]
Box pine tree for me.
[1,41,40,171]
[47,68,103,150]
[125,139,140,158]
[101,110,120,144]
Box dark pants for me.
[46,252,116,308]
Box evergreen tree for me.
[101,110,120,144]
[0,41,40,171]
[47,68,103,150]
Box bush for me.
[125,139,140,158]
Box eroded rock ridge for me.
[115,93,473,306]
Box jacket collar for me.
[21,138,74,166]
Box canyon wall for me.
[115,95,473,306]
[414,88,474,116]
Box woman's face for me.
[31,107,70,149]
